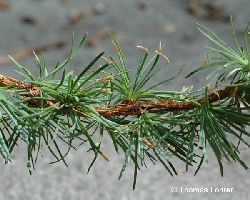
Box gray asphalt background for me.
[0,0,250,199]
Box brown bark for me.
[96,86,235,117]
[0,74,39,96]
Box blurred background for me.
[0,0,249,199]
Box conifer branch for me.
[0,20,249,190]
